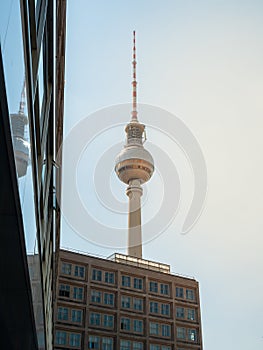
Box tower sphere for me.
[115,141,154,185]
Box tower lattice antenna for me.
[131,30,138,121]
[19,79,26,115]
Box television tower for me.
[115,31,154,258]
[10,80,30,178]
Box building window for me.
[149,281,158,293]
[121,296,131,308]
[188,329,197,342]
[122,275,131,287]
[133,298,143,311]
[186,289,195,301]
[133,342,143,350]
[72,309,83,323]
[74,265,85,278]
[103,314,114,328]
[104,292,114,306]
[161,303,170,316]
[55,331,67,345]
[150,301,158,313]
[177,327,186,339]
[88,335,100,349]
[59,284,70,298]
[91,290,101,303]
[176,307,185,318]
[161,347,171,350]
[149,322,159,335]
[61,262,72,275]
[121,317,131,331]
[102,337,113,350]
[73,287,83,300]
[188,308,196,321]
[92,269,102,281]
[160,283,169,295]
[120,340,131,350]
[57,306,69,321]
[176,287,184,298]
[105,271,115,284]
[161,324,171,337]
[90,312,101,326]
[150,345,160,350]
[69,333,81,347]
[134,277,143,290]
[134,319,143,333]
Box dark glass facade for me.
[0,0,66,348]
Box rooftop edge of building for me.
[59,248,198,283]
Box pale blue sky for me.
[61,1,263,349]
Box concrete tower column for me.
[126,179,143,257]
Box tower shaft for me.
[126,179,143,258]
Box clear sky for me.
[61,1,263,349]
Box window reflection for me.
[38,42,45,120]
[10,81,30,178]
[0,2,45,348]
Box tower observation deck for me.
[115,31,154,258]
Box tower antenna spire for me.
[19,79,26,115]
[131,30,138,121]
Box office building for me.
[0,0,66,348]
[55,249,202,350]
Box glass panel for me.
[75,265,85,277]
[122,275,131,287]
[92,269,102,281]
[88,336,100,349]
[150,322,159,335]
[0,3,44,347]
[176,287,184,298]
[102,337,113,350]
[103,314,114,328]
[105,271,115,283]
[55,331,67,345]
[72,309,83,323]
[134,319,143,333]
[186,289,195,300]
[134,277,143,289]
[176,307,185,318]
[188,308,196,320]
[61,262,72,275]
[69,333,81,347]
[121,296,131,308]
[38,42,44,119]
[149,281,158,293]
[90,312,101,326]
[58,306,69,320]
[104,292,114,305]
[133,297,143,311]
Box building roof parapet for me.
[60,248,196,281]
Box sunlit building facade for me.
[0,0,66,348]
[54,249,203,350]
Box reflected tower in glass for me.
[0,0,67,349]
